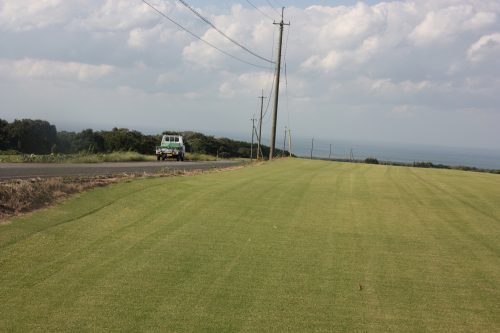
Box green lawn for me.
[1,159,499,332]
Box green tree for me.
[72,129,105,153]
[0,119,9,150]
[7,119,57,154]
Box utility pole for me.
[250,117,256,161]
[282,127,287,157]
[329,144,332,160]
[288,128,292,157]
[269,7,289,160]
[257,89,265,160]
[310,137,314,160]
[350,148,354,161]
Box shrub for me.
[364,157,379,164]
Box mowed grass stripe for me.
[0,159,499,332]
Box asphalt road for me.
[0,160,244,180]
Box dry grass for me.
[0,176,118,221]
[0,167,218,222]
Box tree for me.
[7,119,57,154]
[71,129,105,153]
[0,119,9,150]
[56,131,76,154]
[102,128,143,152]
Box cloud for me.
[1,0,500,149]
[219,71,273,97]
[128,24,173,49]
[76,0,170,31]
[365,78,431,95]
[156,71,179,85]
[0,0,75,31]
[301,51,344,72]
[0,58,114,82]
[467,33,500,62]
[388,105,417,118]
[409,6,496,46]
[182,4,274,69]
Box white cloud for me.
[0,0,75,31]
[182,4,274,69]
[76,0,170,31]
[388,105,417,118]
[184,91,202,99]
[127,25,173,49]
[156,72,179,85]
[409,5,496,46]
[219,71,272,97]
[1,0,500,149]
[467,33,500,62]
[366,78,431,95]
[301,51,344,72]
[0,58,114,82]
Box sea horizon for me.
[287,138,500,170]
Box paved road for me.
[0,160,243,180]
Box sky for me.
[1,0,499,150]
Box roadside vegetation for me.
[1,159,498,331]
[0,167,212,221]
[0,152,231,164]
[0,118,288,160]
[0,176,123,221]
[0,152,155,163]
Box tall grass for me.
[185,152,217,161]
[0,177,113,220]
[0,152,221,163]
[0,152,155,163]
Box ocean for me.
[287,138,500,170]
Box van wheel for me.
[157,155,161,161]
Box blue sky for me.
[1,0,499,150]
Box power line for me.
[264,23,288,125]
[245,0,274,21]
[262,73,275,123]
[257,89,266,159]
[260,27,277,124]
[283,23,290,66]
[283,24,290,128]
[177,0,275,65]
[141,0,269,69]
[265,0,280,15]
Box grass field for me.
[0,159,499,332]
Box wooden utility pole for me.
[288,128,292,157]
[257,89,265,159]
[250,117,256,161]
[269,8,289,160]
[329,144,332,160]
[282,127,287,157]
[310,137,314,160]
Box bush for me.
[364,157,379,164]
